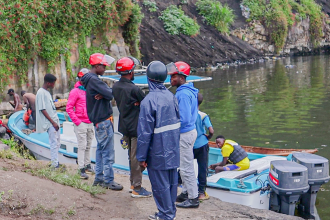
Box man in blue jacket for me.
[169,61,199,208]
[81,53,123,191]
[137,61,180,220]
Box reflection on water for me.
[192,55,330,219]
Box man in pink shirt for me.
[66,68,94,179]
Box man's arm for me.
[14,95,20,111]
[90,78,113,100]
[66,90,82,126]
[23,96,30,110]
[177,96,192,129]
[203,116,214,140]
[41,110,59,131]
[136,100,155,165]
[135,87,146,103]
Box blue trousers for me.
[94,120,115,183]
[193,144,209,194]
[148,169,178,220]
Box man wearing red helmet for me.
[81,53,123,190]
[168,61,200,208]
[112,57,152,198]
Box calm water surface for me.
[192,55,330,219]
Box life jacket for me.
[226,140,248,164]
[23,109,32,126]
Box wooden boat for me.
[208,141,318,156]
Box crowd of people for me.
[7,53,250,220]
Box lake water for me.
[192,55,330,219]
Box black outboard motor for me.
[268,160,310,215]
[292,152,330,218]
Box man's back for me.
[137,81,180,170]
[23,93,36,111]
[112,78,145,137]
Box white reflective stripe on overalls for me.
[154,122,181,134]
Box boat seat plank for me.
[207,156,286,183]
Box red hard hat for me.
[116,57,135,74]
[167,61,190,76]
[89,53,115,66]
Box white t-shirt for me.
[35,88,59,133]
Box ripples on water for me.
[189,55,330,219]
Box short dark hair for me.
[44,74,57,83]
[197,93,203,106]
[216,135,225,140]
[21,90,26,96]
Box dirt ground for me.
[139,0,262,67]
[0,156,302,220]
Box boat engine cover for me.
[292,152,330,185]
[268,160,309,195]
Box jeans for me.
[47,126,60,167]
[74,122,94,169]
[123,136,144,188]
[148,168,177,220]
[180,129,198,199]
[193,144,209,194]
[94,120,115,183]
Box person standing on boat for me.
[193,93,214,200]
[112,57,152,198]
[168,61,199,208]
[21,90,36,129]
[8,89,23,112]
[35,74,60,168]
[137,61,180,220]
[66,68,94,180]
[81,53,123,191]
[209,135,250,173]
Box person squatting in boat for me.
[209,135,250,173]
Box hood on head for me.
[74,81,82,88]
[177,83,198,97]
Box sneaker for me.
[129,185,134,193]
[80,168,89,179]
[92,180,104,186]
[176,192,188,202]
[131,187,152,198]
[176,197,199,208]
[102,181,123,191]
[85,164,94,174]
[198,192,210,200]
[148,212,164,220]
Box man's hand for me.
[95,94,103,100]
[52,122,59,131]
[209,164,217,170]
[139,161,147,168]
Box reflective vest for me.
[226,140,248,164]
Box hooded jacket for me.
[81,72,113,125]
[66,81,92,126]
[175,82,199,133]
[136,80,180,170]
[112,77,145,137]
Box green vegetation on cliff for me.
[0,0,142,90]
[243,0,323,52]
[196,0,235,34]
[159,5,200,36]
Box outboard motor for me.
[292,152,330,218]
[268,160,309,215]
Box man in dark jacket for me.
[137,61,180,220]
[81,53,123,190]
[112,57,151,198]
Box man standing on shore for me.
[81,53,123,191]
[112,57,151,197]
[169,61,199,208]
[35,74,60,168]
[8,89,23,112]
[137,61,180,220]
